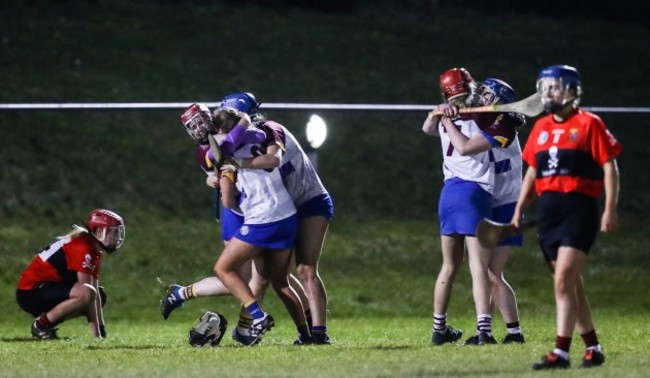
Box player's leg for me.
[466,236,496,345]
[431,234,464,345]
[295,214,330,343]
[267,248,310,344]
[489,246,524,343]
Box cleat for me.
[311,332,331,345]
[293,334,313,346]
[502,333,525,344]
[31,320,58,340]
[432,325,463,345]
[160,284,185,320]
[533,352,570,370]
[581,348,605,368]
[231,327,261,346]
[464,335,479,346]
[478,331,497,345]
[248,314,275,344]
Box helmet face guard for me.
[536,65,582,113]
[473,78,516,106]
[181,103,214,143]
[87,209,125,253]
[439,68,476,105]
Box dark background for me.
[1,0,648,224]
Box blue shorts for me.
[439,178,492,236]
[490,202,523,246]
[234,214,299,250]
[221,208,245,242]
[297,193,334,220]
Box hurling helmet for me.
[87,209,125,253]
[188,311,228,347]
[476,78,516,106]
[220,92,261,115]
[439,68,476,103]
[536,65,583,112]
[181,103,214,143]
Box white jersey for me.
[232,142,296,224]
[491,135,523,206]
[263,121,328,207]
[438,117,495,194]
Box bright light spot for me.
[306,114,327,149]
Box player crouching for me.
[16,209,125,340]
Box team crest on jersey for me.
[82,254,95,270]
[569,128,579,141]
[537,131,549,145]
[240,225,250,236]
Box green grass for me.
[1,2,650,377]
[2,219,649,377]
[1,316,649,377]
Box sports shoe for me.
[465,332,497,346]
[478,331,497,345]
[231,327,261,347]
[31,320,58,340]
[432,325,463,345]
[581,348,605,368]
[502,333,525,344]
[464,335,479,346]
[532,352,570,370]
[293,334,313,346]
[248,314,275,344]
[311,332,331,345]
[160,284,184,320]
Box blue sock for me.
[245,301,265,321]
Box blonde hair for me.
[212,107,242,133]
[57,224,89,240]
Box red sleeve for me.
[589,116,622,165]
[64,235,101,277]
[522,124,540,167]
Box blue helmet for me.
[219,92,261,115]
[477,78,516,105]
[536,65,583,112]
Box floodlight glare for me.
[306,114,327,149]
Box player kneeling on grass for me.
[16,209,125,340]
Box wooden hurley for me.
[476,218,537,248]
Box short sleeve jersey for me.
[261,121,328,207]
[522,109,622,198]
[438,113,517,194]
[17,233,102,290]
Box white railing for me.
[1,102,649,113]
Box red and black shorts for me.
[537,191,599,262]
[16,282,106,317]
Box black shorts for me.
[16,282,106,317]
[537,191,599,262]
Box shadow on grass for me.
[86,344,165,350]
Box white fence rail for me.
[1,102,649,113]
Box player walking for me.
[512,65,620,369]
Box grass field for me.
[1,1,650,377]
[2,219,649,377]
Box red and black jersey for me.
[17,233,103,290]
[522,109,622,198]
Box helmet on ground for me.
[439,68,476,104]
[181,103,214,143]
[188,311,228,347]
[220,92,261,116]
[536,65,582,113]
[87,209,125,253]
[475,78,516,106]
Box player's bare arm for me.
[512,167,537,228]
[601,159,620,233]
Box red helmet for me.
[181,103,214,143]
[87,209,125,253]
[439,68,475,102]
